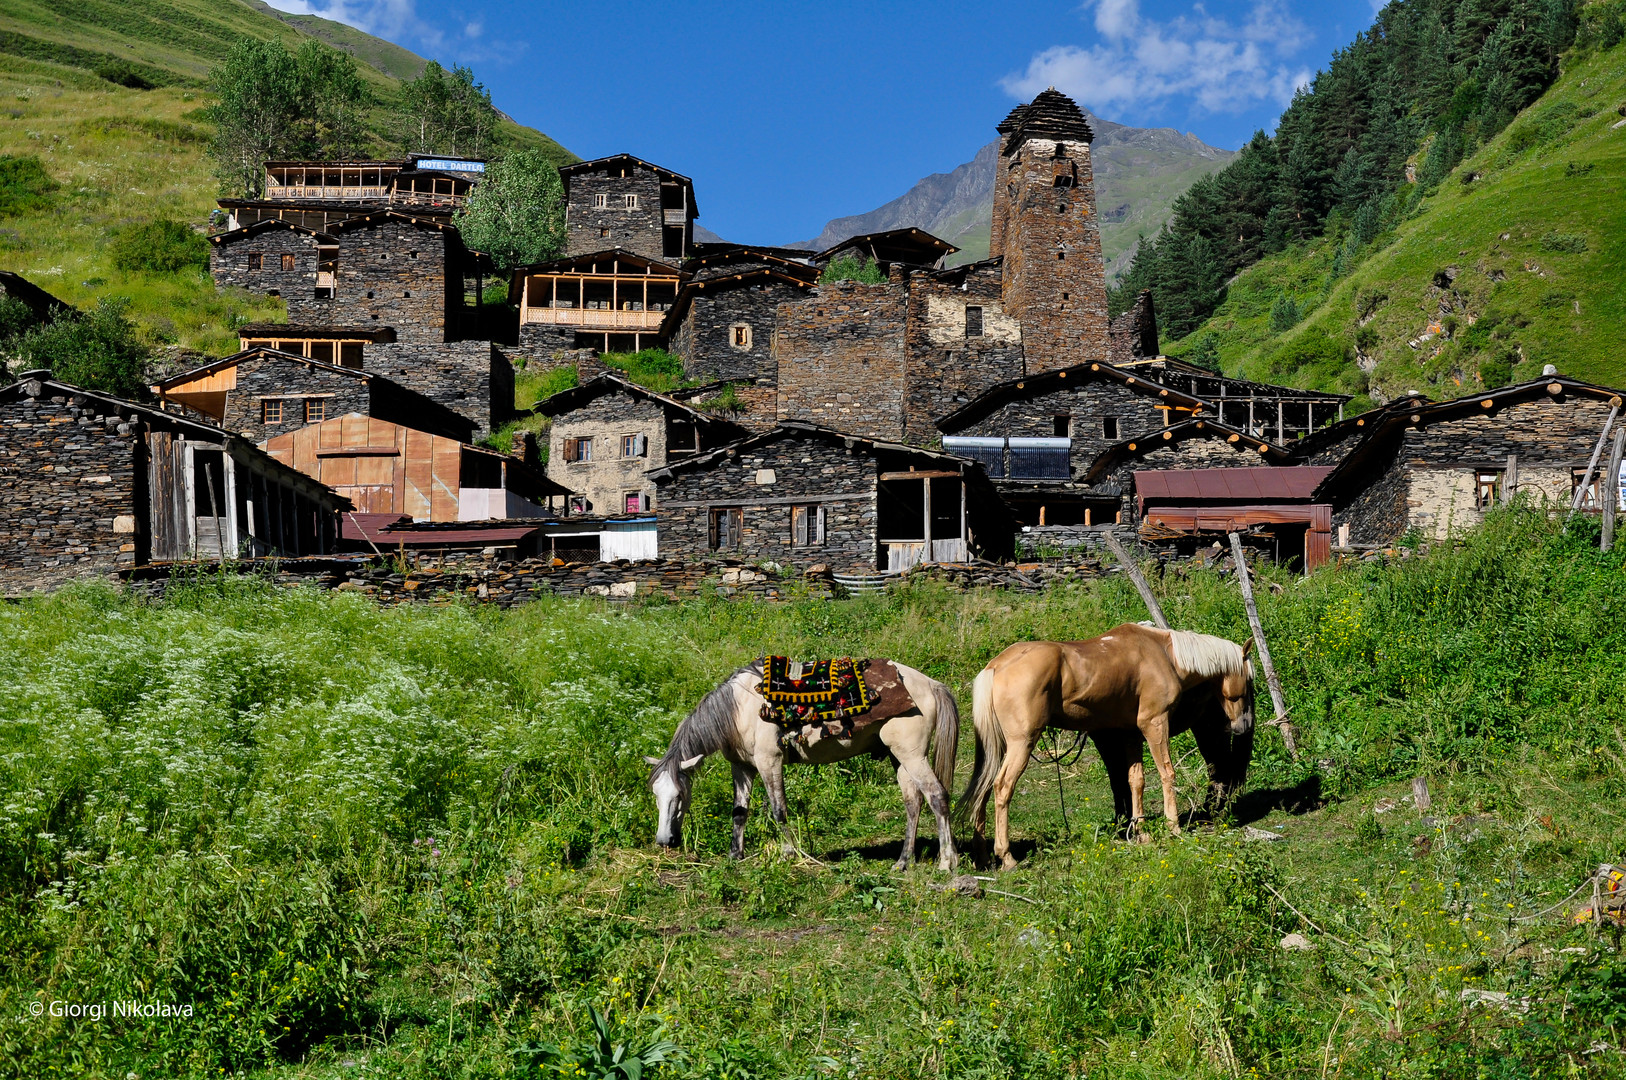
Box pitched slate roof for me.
[936,360,1206,434]
[648,419,986,480]
[236,324,397,342]
[533,372,746,438]
[152,346,375,394]
[207,218,336,246]
[1081,418,1293,485]
[1313,375,1626,500]
[813,228,957,266]
[999,88,1095,150]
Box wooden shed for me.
[262,413,569,521]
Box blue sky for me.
[271,1,1385,245]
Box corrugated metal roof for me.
[1134,466,1333,502]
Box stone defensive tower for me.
[992,89,1109,373]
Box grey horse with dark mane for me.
[646,659,961,871]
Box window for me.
[261,399,283,424]
[599,227,611,237]
[1102,416,1119,440]
[305,398,326,423]
[625,492,649,514]
[1056,252,1066,260]
[281,254,296,271]
[965,306,983,338]
[621,433,647,458]
[339,342,364,368]
[791,505,825,547]
[1053,415,1071,437]
[1475,471,1501,510]
[1573,467,1602,510]
[247,253,263,271]
[623,194,639,209]
[593,193,609,208]
[562,436,594,463]
[729,323,752,350]
[710,507,744,550]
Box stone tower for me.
[992,89,1109,374]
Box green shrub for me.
[0,154,57,217]
[10,297,150,397]
[109,218,209,274]
[93,61,155,89]
[1268,293,1301,333]
[819,254,886,284]
[1539,231,1588,254]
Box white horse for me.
[646,660,961,871]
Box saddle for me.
[758,656,912,745]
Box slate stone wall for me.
[947,375,1167,477]
[904,267,1025,441]
[676,279,807,383]
[517,322,580,356]
[774,282,909,441]
[295,218,457,345]
[369,340,510,439]
[565,166,667,261]
[211,226,322,300]
[1332,435,1408,544]
[547,391,668,514]
[209,355,373,442]
[656,432,878,568]
[998,138,1110,373]
[0,388,142,584]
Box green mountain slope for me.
[0,0,572,360]
[1170,38,1626,409]
[242,0,429,81]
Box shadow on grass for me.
[1231,774,1324,826]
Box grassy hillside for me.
[2,512,1624,1077]
[0,1,573,363]
[243,0,430,81]
[1169,38,1626,409]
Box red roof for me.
[1133,466,1333,503]
[340,512,540,547]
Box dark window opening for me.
[965,306,983,338]
[710,507,743,550]
[247,253,262,270]
[460,450,502,489]
[1053,415,1071,437]
[339,343,363,368]
[1062,292,1070,301]
[1102,416,1119,440]
[1056,252,1066,261]
[1475,471,1501,510]
[365,290,374,299]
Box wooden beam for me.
[1571,403,1620,512]
[1101,531,1167,629]
[1604,428,1625,552]
[1227,531,1299,761]
[879,469,961,480]
[1502,453,1518,507]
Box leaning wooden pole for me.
[1102,530,1168,629]
[1603,428,1625,552]
[1228,532,1299,760]
[1571,403,1620,513]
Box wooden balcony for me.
[522,306,666,330]
[270,185,391,201]
[390,191,470,208]
[662,209,687,225]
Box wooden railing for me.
[522,307,666,330]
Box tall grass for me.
[1,512,1623,1076]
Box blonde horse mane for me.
[1163,628,1253,681]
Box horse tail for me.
[955,667,1004,825]
[928,678,960,797]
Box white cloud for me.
[1001,0,1312,118]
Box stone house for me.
[215,155,485,233]
[1081,417,1293,524]
[1,373,349,589]
[648,420,1012,572]
[665,247,819,383]
[263,414,566,521]
[151,346,476,445]
[937,360,1208,524]
[536,373,748,516]
[560,154,697,262]
[1115,355,1353,442]
[1315,375,1626,544]
[512,249,684,356]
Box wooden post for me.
[1604,428,1625,552]
[1502,453,1518,507]
[1102,531,1168,629]
[1411,776,1432,812]
[1228,531,1299,760]
[1570,404,1620,512]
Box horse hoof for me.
[999,853,1019,871]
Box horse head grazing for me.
[645,666,752,849]
[646,752,704,848]
[1165,629,1255,736]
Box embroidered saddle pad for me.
[757,657,915,737]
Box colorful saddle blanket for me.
[759,656,875,727]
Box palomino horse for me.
[960,623,1254,868]
[647,660,961,871]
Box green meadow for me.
[2,510,1624,1078]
